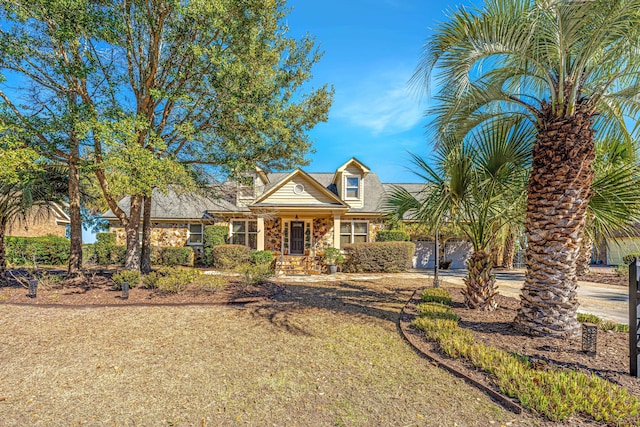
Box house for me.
[102,158,473,272]
[103,159,387,271]
[6,203,70,238]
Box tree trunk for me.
[124,195,143,271]
[502,233,515,270]
[463,250,498,311]
[140,195,152,274]
[0,221,6,286]
[67,157,83,277]
[514,108,596,338]
[576,234,593,276]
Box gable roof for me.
[252,169,348,208]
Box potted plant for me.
[323,247,344,274]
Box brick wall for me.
[6,209,67,238]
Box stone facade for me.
[313,217,333,250]
[6,209,67,238]
[264,218,282,252]
[112,222,189,247]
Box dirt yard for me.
[0,274,541,426]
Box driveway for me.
[435,268,629,324]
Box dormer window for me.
[238,179,255,198]
[346,176,360,199]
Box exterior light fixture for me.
[122,282,129,300]
[582,323,597,356]
[28,279,38,298]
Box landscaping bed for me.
[0,269,283,306]
[403,284,640,424]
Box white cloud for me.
[334,67,426,136]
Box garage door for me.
[412,239,473,269]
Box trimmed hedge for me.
[210,244,251,270]
[375,230,410,242]
[203,225,229,266]
[95,232,118,264]
[5,235,70,266]
[250,250,273,265]
[342,241,415,273]
[151,247,194,267]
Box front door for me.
[290,221,305,255]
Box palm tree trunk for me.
[576,234,592,276]
[515,108,596,338]
[140,195,152,274]
[67,157,83,277]
[463,250,498,311]
[0,221,6,287]
[502,233,515,270]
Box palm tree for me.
[386,119,532,310]
[0,165,67,286]
[415,0,640,337]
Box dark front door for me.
[290,221,304,255]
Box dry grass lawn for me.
[0,276,536,426]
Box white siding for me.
[263,176,337,205]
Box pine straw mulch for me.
[440,285,639,398]
[0,269,283,306]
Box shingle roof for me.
[102,187,247,220]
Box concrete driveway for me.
[436,268,629,324]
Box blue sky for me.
[286,0,473,183]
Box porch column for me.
[257,217,265,251]
[333,214,341,249]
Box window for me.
[238,179,255,198]
[345,176,360,198]
[188,224,203,245]
[231,220,258,249]
[340,221,368,245]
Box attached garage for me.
[412,239,473,269]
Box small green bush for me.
[5,235,70,266]
[211,244,251,270]
[238,263,274,286]
[203,225,229,266]
[143,267,201,293]
[112,270,141,290]
[322,247,344,265]
[623,253,640,265]
[82,244,96,265]
[342,241,415,273]
[95,232,116,264]
[375,230,410,242]
[614,264,629,277]
[616,324,630,333]
[149,247,194,267]
[250,250,273,265]
[577,313,602,324]
[421,287,452,305]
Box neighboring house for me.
[6,203,70,238]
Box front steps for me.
[275,255,323,276]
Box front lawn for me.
[0,277,530,426]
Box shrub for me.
[623,253,640,265]
[94,233,125,265]
[5,235,70,266]
[322,247,344,265]
[203,225,229,266]
[82,244,96,265]
[238,263,274,286]
[577,313,602,324]
[112,270,141,290]
[375,230,410,242]
[211,244,251,270]
[250,250,273,265]
[149,247,194,267]
[342,241,415,273]
[614,264,629,277]
[421,287,452,305]
[143,267,201,293]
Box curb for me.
[398,288,523,415]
